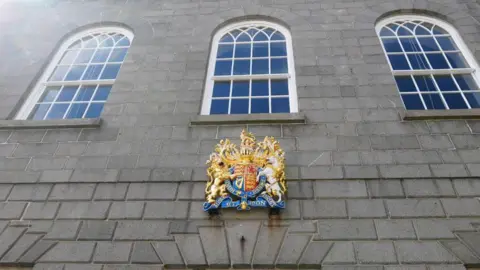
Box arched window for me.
[376,15,480,110]
[201,21,297,115]
[16,26,133,120]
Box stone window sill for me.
[0,118,102,129]
[190,113,306,126]
[402,109,480,120]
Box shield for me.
[234,164,258,191]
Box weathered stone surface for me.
[315,220,377,240]
[78,221,116,240]
[385,199,445,218]
[114,221,170,240]
[253,226,288,266]
[302,200,347,219]
[225,221,260,267]
[441,240,480,264]
[456,232,480,257]
[276,235,311,266]
[314,180,367,198]
[1,233,41,262]
[413,220,456,239]
[299,241,332,267]
[322,241,356,264]
[18,240,57,263]
[143,201,189,219]
[199,227,229,266]
[57,202,110,219]
[109,202,145,219]
[403,179,455,197]
[452,179,480,196]
[49,184,96,201]
[152,241,185,267]
[0,202,27,220]
[395,241,460,263]
[0,227,27,258]
[375,220,417,240]
[23,202,60,220]
[8,184,52,201]
[39,242,96,263]
[347,199,387,218]
[131,242,162,264]
[367,179,404,198]
[175,235,206,267]
[93,242,132,263]
[355,241,397,264]
[44,221,81,240]
[441,199,480,217]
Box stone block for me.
[375,220,417,240]
[379,165,432,178]
[0,227,26,258]
[175,235,206,267]
[360,150,395,165]
[23,202,60,220]
[0,184,12,200]
[151,168,192,181]
[253,226,288,267]
[370,135,420,149]
[441,199,480,217]
[441,240,480,264]
[315,220,377,240]
[344,165,380,179]
[78,128,119,141]
[64,264,103,270]
[355,241,397,264]
[8,184,52,201]
[337,136,371,151]
[225,221,260,267]
[78,221,116,240]
[57,202,110,219]
[347,199,386,218]
[0,202,27,220]
[314,180,367,198]
[367,179,404,198]
[55,142,87,156]
[0,171,40,183]
[323,241,355,264]
[49,184,96,201]
[114,221,171,240]
[94,183,128,200]
[118,169,151,182]
[198,227,229,266]
[131,242,162,264]
[430,164,469,177]
[403,179,455,197]
[301,166,344,179]
[126,183,178,200]
[8,130,45,143]
[299,241,332,267]
[386,199,445,218]
[302,200,347,219]
[13,143,57,157]
[332,151,361,165]
[276,234,310,266]
[452,179,480,197]
[40,170,73,183]
[1,233,41,263]
[17,240,56,263]
[413,220,456,239]
[93,242,132,263]
[109,202,145,219]
[297,136,337,151]
[44,221,81,240]
[39,242,96,263]
[70,169,119,183]
[143,201,189,219]
[176,182,205,200]
[395,241,460,263]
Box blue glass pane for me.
[85,103,105,118]
[271,32,285,41]
[30,104,51,120]
[57,86,78,101]
[66,103,88,119]
[117,37,130,47]
[230,30,241,38]
[254,32,268,41]
[93,86,112,101]
[214,61,232,76]
[433,26,448,35]
[49,66,69,81]
[382,39,402,52]
[444,93,468,109]
[252,80,269,96]
[423,94,446,109]
[271,80,288,95]
[113,35,124,44]
[46,104,69,119]
[237,33,250,42]
[408,54,430,70]
[415,26,430,35]
[212,82,230,97]
[100,37,115,48]
[232,81,249,97]
[405,23,416,31]
[220,34,233,43]
[379,28,395,37]
[388,55,410,70]
[465,93,480,108]
[398,26,412,36]
[455,74,478,90]
[263,28,274,37]
[251,98,269,113]
[421,22,434,31]
[82,65,103,80]
[109,48,128,62]
[395,76,416,92]
[65,65,86,81]
[271,58,288,74]
[434,75,458,91]
[253,43,268,57]
[415,75,437,92]
[271,98,290,113]
[231,99,249,114]
[235,44,251,58]
[388,24,399,31]
[247,29,257,36]
[402,94,425,110]
[270,42,287,56]
[400,37,421,52]
[100,64,121,79]
[436,36,457,51]
[252,59,269,74]
[210,99,229,114]
[83,37,97,48]
[75,49,95,64]
[41,86,61,102]
[426,53,449,69]
[233,60,250,75]
[217,44,234,58]
[418,37,440,51]
[60,50,78,65]
[445,53,468,68]
[92,48,111,63]
[75,86,96,101]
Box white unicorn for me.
[257,156,283,202]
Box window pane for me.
[433,26,448,35]
[30,104,51,120]
[426,53,449,69]
[379,28,395,37]
[220,34,233,43]
[388,54,410,70]
[65,66,86,81]
[407,54,429,69]
[117,37,130,47]
[92,48,111,63]
[231,99,249,114]
[271,32,285,41]
[46,104,69,119]
[66,103,88,119]
[108,48,128,62]
[454,74,478,90]
[212,81,231,97]
[41,86,61,102]
[251,98,269,113]
[49,66,69,81]
[252,80,269,96]
[445,52,468,68]
[253,43,268,57]
[414,75,437,92]
[59,50,79,65]
[100,64,121,79]
[422,94,446,109]
[75,86,96,101]
[271,98,290,113]
[210,99,229,114]
[83,37,97,48]
[436,36,458,51]
[270,42,287,56]
[253,32,268,41]
[444,93,468,109]
[382,38,402,52]
[93,86,112,101]
[400,37,421,52]
[217,44,234,58]
[75,49,95,64]
[237,33,250,42]
[395,76,417,92]
[415,25,430,35]
[401,94,424,110]
[233,60,250,75]
[271,79,288,95]
[465,93,480,108]
[57,86,78,101]
[417,37,440,52]
[433,75,458,91]
[85,103,105,118]
[82,65,104,80]
[235,44,251,58]
[271,58,288,74]
[99,37,115,48]
[232,81,249,97]
[214,60,232,76]
[252,59,269,74]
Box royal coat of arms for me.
[203,130,287,212]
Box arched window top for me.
[16,26,133,120]
[376,15,480,110]
[201,20,298,115]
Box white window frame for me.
[200,20,298,115]
[375,14,480,110]
[15,26,134,120]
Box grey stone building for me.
[1,0,480,269]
